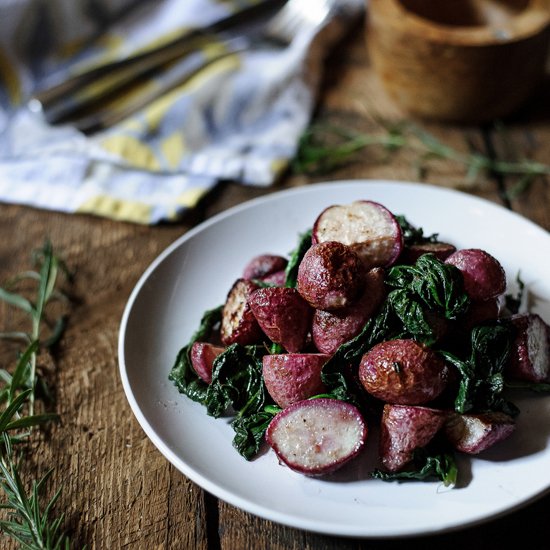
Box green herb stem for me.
[0,241,72,549]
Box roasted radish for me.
[379,404,449,472]
[243,254,288,281]
[312,200,403,269]
[297,241,365,310]
[401,241,456,264]
[312,268,386,354]
[220,279,263,346]
[359,339,448,405]
[266,398,367,476]
[263,353,330,407]
[190,342,225,384]
[444,411,515,454]
[248,287,312,352]
[505,313,550,383]
[445,248,506,302]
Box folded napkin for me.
[0,0,364,224]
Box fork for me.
[29,0,336,134]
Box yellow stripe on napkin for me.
[100,135,161,171]
[76,194,153,224]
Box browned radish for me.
[190,342,225,384]
[444,411,516,454]
[297,241,365,310]
[263,353,330,407]
[266,398,367,476]
[220,279,263,346]
[401,241,456,264]
[505,313,550,383]
[248,287,312,352]
[312,200,403,269]
[379,404,449,472]
[242,254,288,280]
[312,268,386,354]
[445,248,506,301]
[359,339,448,405]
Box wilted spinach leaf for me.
[387,254,469,320]
[440,323,518,415]
[372,448,458,487]
[168,306,222,404]
[205,344,267,418]
[232,404,281,460]
[284,229,312,288]
[395,215,439,246]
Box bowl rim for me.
[375,0,550,46]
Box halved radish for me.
[444,411,515,454]
[505,313,550,383]
[379,404,449,472]
[221,279,263,346]
[263,353,330,408]
[248,287,312,352]
[312,200,403,269]
[190,342,225,384]
[266,398,367,476]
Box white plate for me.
[118,180,550,538]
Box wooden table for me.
[2,19,549,550]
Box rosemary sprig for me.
[293,121,550,196]
[0,241,73,549]
[0,435,68,550]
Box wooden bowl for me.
[366,0,550,122]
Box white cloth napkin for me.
[0,0,364,223]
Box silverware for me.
[29,0,335,133]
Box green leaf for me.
[9,341,39,405]
[284,229,312,288]
[5,413,59,431]
[0,389,33,432]
[168,306,222,404]
[231,405,281,460]
[205,344,267,419]
[395,215,439,245]
[442,323,517,414]
[0,288,34,315]
[372,450,458,487]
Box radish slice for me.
[266,398,367,476]
[312,200,403,269]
